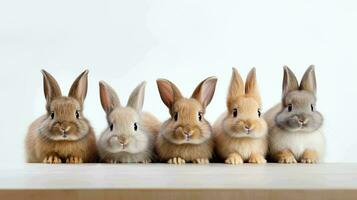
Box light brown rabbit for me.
[25,70,97,163]
[213,68,268,164]
[156,77,217,164]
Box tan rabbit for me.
[213,68,268,164]
[156,77,217,164]
[25,70,97,163]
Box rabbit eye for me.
[134,123,138,131]
[233,108,238,118]
[288,104,293,112]
[258,109,261,118]
[50,112,55,119]
[174,112,178,121]
[198,112,203,121]
[311,104,314,112]
[75,110,80,119]
[110,123,114,131]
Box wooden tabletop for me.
[1,163,357,200]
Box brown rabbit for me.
[156,77,217,164]
[25,70,97,163]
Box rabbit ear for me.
[227,68,245,105]
[156,79,183,109]
[42,70,62,106]
[300,65,317,95]
[282,66,299,97]
[99,81,121,114]
[191,76,217,108]
[68,70,89,105]
[245,68,261,104]
[127,81,146,112]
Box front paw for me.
[278,155,297,164]
[225,153,243,165]
[140,159,152,164]
[106,159,118,164]
[168,157,186,165]
[66,156,83,164]
[43,155,62,164]
[300,157,317,164]
[248,154,267,164]
[300,150,318,164]
[193,158,209,164]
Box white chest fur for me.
[269,127,325,161]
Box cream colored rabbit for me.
[213,68,268,164]
[97,81,161,163]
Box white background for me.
[0,0,355,164]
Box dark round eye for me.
[174,112,178,121]
[50,112,55,119]
[258,109,261,117]
[75,110,80,119]
[198,112,203,121]
[134,123,138,131]
[288,104,293,112]
[311,104,314,112]
[110,123,114,131]
[233,108,238,118]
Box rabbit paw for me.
[248,154,267,164]
[275,150,297,164]
[193,158,209,164]
[43,155,62,164]
[225,153,243,165]
[168,157,186,165]
[66,156,83,164]
[107,159,118,164]
[300,150,318,164]
[141,159,152,164]
[278,155,297,164]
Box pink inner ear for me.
[100,85,112,113]
[157,80,174,107]
[200,79,216,107]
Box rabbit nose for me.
[60,126,71,133]
[118,136,129,145]
[244,126,251,131]
[183,131,192,136]
[298,117,307,125]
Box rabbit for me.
[213,68,268,165]
[155,77,217,164]
[25,70,97,163]
[97,81,161,163]
[264,65,325,164]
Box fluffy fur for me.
[156,77,217,164]
[264,66,325,163]
[97,81,161,163]
[25,70,97,163]
[213,68,268,164]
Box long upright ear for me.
[300,65,317,95]
[191,77,217,108]
[127,81,146,112]
[42,70,62,109]
[156,79,183,109]
[282,66,299,97]
[227,68,245,107]
[245,68,261,105]
[99,81,121,114]
[68,70,89,105]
